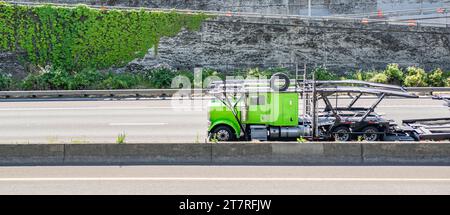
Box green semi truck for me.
[207,73,450,142]
[208,91,302,141]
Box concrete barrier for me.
[212,143,272,164]
[272,143,363,164]
[210,143,364,164]
[0,144,64,165]
[0,142,449,166]
[362,143,450,165]
[64,144,211,165]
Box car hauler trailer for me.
[207,72,450,142]
[433,95,450,107]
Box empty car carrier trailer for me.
[206,71,450,142]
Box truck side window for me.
[250,95,266,105]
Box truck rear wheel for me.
[211,125,236,142]
[333,126,351,142]
[361,126,380,141]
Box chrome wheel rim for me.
[216,130,230,141]
[334,129,350,141]
[363,128,378,141]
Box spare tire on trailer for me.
[270,72,290,92]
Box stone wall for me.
[0,52,26,79]
[125,16,450,73]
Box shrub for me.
[246,68,270,78]
[70,69,105,90]
[313,67,338,80]
[383,64,404,85]
[176,70,195,83]
[351,70,378,82]
[21,66,72,90]
[100,72,146,89]
[5,65,450,91]
[21,73,43,90]
[264,67,290,77]
[350,71,364,81]
[404,66,427,87]
[148,68,176,89]
[0,73,14,90]
[427,68,446,87]
[201,68,224,80]
[369,73,388,83]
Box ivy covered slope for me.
[0,2,208,71]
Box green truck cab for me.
[208,92,301,141]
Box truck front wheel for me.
[210,125,236,142]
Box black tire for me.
[270,72,290,92]
[332,126,351,142]
[361,126,380,142]
[210,125,236,142]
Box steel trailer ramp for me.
[403,118,450,141]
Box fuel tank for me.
[268,126,312,140]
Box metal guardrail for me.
[0,89,193,98]
[406,87,450,94]
[0,87,449,99]
[4,1,448,28]
[338,7,450,18]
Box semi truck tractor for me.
[207,73,450,142]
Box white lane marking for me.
[108,122,168,126]
[0,106,204,111]
[0,177,449,182]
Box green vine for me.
[0,2,208,71]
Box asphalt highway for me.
[0,97,448,143]
[0,165,448,194]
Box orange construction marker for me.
[377,9,383,18]
[361,18,369,24]
[407,20,417,26]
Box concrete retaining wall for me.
[0,142,449,166]
[127,15,450,74]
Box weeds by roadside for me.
[116,132,127,144]
[297,137,308,143]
